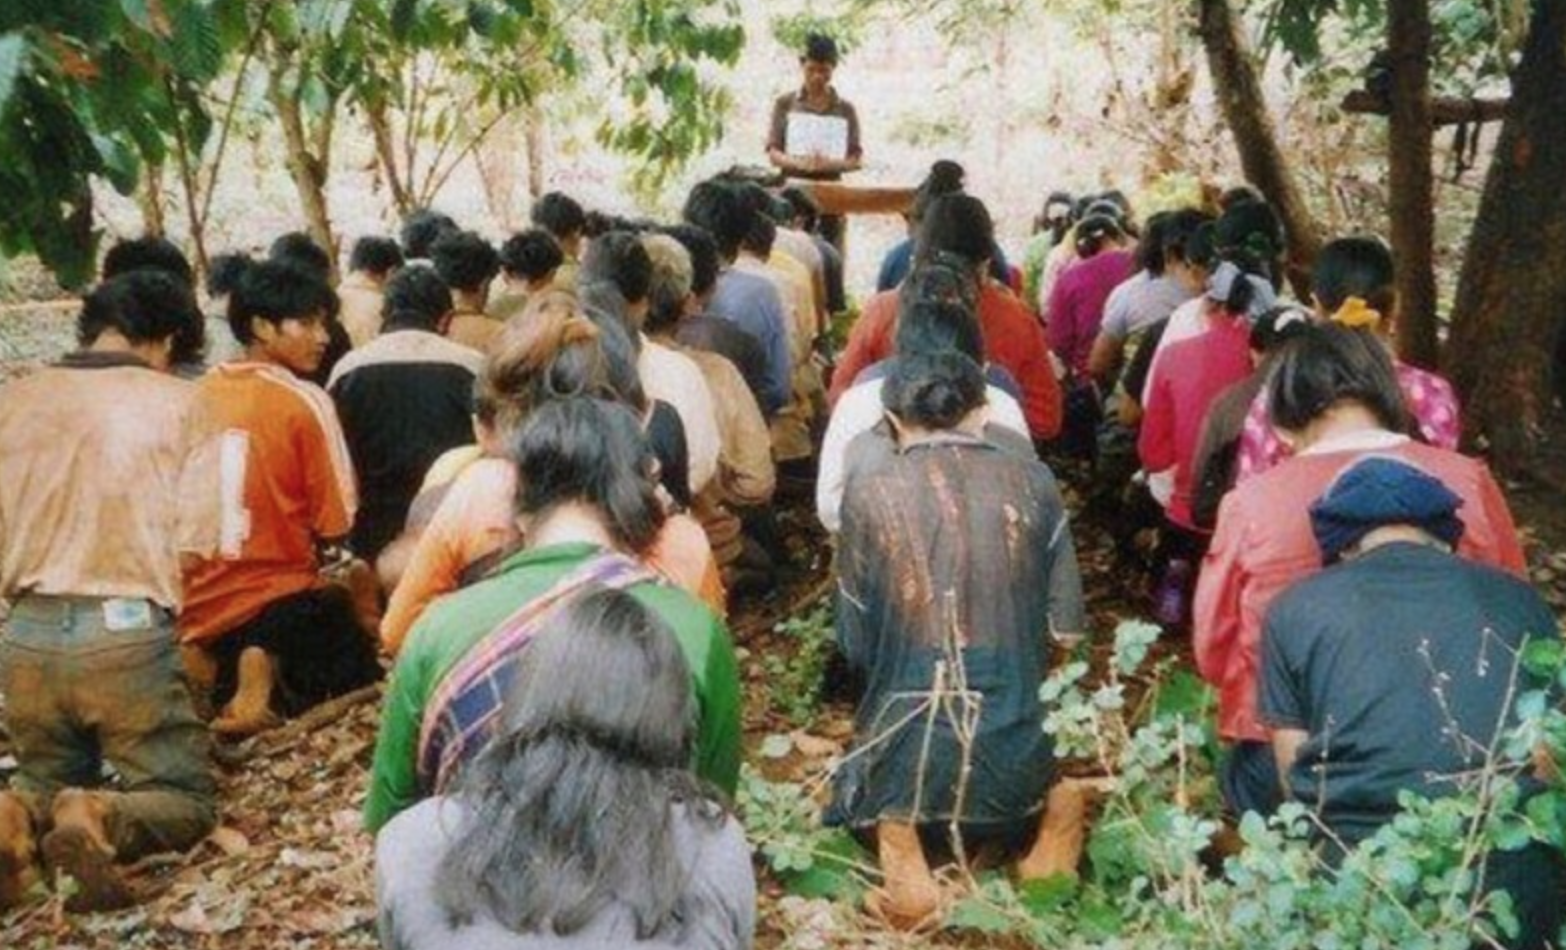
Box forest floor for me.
[2,299,1565,949]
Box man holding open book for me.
[767,33,864,247]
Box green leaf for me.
[168,0,225,82]
[1017,874,1078,916]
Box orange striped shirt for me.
[179,362,358,643]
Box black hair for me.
[435,586,721,940]
[779,186,820,232]
[1267,323,1409,434]
[916,194,994,268]
[268,232,332,280]
[741,213,777,258]
[431,230,501,295]
[579,231,653,305]
[1219,184,1265,211]
[1249,305,1312,355]
[102,237,194,288]
[531,192,588,242]
[910,160,967,224]
[883,350,986,430]
[1160,208,1215,268]
[641,234,693,337]
[1312,236,1396,317]
[662,224,721,298]
[499,229,565,282]
[682,180,751,260]
[1074,214,1126,259]
[77,270,202,350]
[1214,200,1284,281]
[899,256,980,315]
[226,259,338,345]
[1136,212,1175,275]
[101,237,203,363]
[895,298,983,363]
[382,265,453,333]
[349,236,404,276]
[803,32,839,65]
[401,208,459,260]
[206,253,252,299]
[512,397,666,554]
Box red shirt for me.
[829,283,1062,439]
[1137,317,1253,529]
[1192,436,1525,743]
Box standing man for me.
[766,33,863,249]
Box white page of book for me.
[785,112,849,161]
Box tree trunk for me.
[1386,0,1439,368]
[1195,0,1323,296]
[525,109,545,200]
[268,63,338,273]
[365,97,413,215]
[137,163,167,239]
[1445,0,1566,468]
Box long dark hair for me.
[512,397,666,554]
[1267,323,1410,434]
[435,588,723,938]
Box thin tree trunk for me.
[1196,0,1323,296]
[1446,0,1566,467]
[366,97,413,215]
[1387,0,1439,368]
[137,163,167,239]
[268,63,337,272]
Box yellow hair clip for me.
[1332,296,1382,329]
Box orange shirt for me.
[179,362,358,644]
[379,456,724,655]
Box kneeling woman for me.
[830,352,1087,926]
[376,588,756,949]
[365,397,742,831]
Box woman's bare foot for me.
[0,791,39,908]
[871,821,943,930]
[1017,778,1111,881]
[45,790,133,912]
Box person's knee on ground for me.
[873,820,942,929]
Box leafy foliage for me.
[761,600,835,728]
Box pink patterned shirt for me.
[1235,361,1461,483]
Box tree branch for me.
[1342,89,1509,127]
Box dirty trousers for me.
[0,595,215,859]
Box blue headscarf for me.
[1309,456,1466,564]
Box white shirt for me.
[816,376,1029,533]
[638,338,721,497]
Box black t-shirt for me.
[1260,542,1558,844]
[328,332,480,559]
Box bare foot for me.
[0,791,39,908]
[1017,778,1112,881]
[211,647,280,736]
[872,822,943,931]
[45,791,133,912]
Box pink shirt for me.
[1137,317,1253,530]
[1046,249,1135,377]
[1236,360,1461,482]
[1193,434,1524,743]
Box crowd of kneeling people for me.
[0,162,1561,948]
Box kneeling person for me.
[1262,458,1564,949]
[180,260,381,736]
[0,273,218,910]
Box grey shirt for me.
[376,797,756,950]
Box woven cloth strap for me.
[415,551,655,792]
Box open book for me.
[785,112,850,161]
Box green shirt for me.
[364,542,742,832]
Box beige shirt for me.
[338,272,386,348]
[638,338,721,497]
[447,310,504,354]
[0,355,218,609]
[680,346,776,508]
